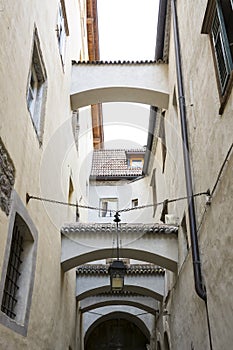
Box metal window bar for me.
[1,223,23,319]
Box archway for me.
[85,317,149,350]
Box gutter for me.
[155,0,168,60]
[143,0,169,176]
[171,0,206,301]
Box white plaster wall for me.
[88,177,153,224]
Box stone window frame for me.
[0,191,38,336]
[27,26,47,145]
[56,0,69,66]
[202,0,233,114]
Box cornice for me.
[76,264,165,275]
[61,223,178,235]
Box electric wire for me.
[26,190,209,215]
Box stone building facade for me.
[0,0,233,349]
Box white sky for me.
[97,0,159,146]
[97,0,159,61]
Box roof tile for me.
[90,148,146,179]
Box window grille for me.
[1,222,24,319]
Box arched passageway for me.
[85,317,149,350]
[70,62,169,109]
[61,223,178,272]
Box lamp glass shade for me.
[108,260,127,291]
[111,275,124,290]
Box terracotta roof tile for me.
[61,223,178,234]
[90,148,146,179]
[72,60,166,65]
[76,264,164,275]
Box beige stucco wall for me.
[152,1,233,349]
[0,0,92,348]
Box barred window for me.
[1,220,24,319]
[0,191,38,336]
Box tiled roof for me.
[72,59,166,65]
[61,223,178,235]
[76,264,164,275]
[90,148,146,179]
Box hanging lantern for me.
[108,260,127,291]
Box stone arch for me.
[70,62,170,110]
[61,248,177,272]
[84,311,150,348]
[80,299,157,315]
[71,87,169,110]
[77,284,163,302]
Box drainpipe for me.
[171,0,206,301]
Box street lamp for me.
[108,212,127,291]
[108,259,127,291]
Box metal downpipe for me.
[171,0,206,301]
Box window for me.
[178,214,189,269]
[1,217,24,319]
[27,28,47,143]
[160,112,167,173]
[131,198,138,208]
[56,0,69,65]
[72,110,80,153]
[150,169,157,218]
[131,159,143,168]
[202,0,233,112]
[99,198,118,217]
[76,201,80,222]
[0,191,38,336]
[68,177,74,203]
[160,199,168,223]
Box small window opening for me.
[131,198,138,208]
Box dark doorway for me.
[85,318,148,350]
